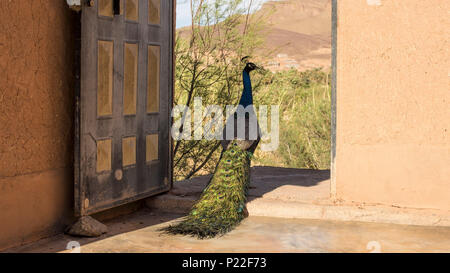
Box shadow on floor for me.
[248,166,330,196]
[171,166,330,202]
[2,208,183,253]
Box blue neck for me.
[239,70,253,108]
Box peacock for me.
[161,57,261,239]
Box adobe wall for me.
[335,0,450,210]
[0,0,77,249]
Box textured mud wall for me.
[0,0,77,249]
[336,0,450,210]
[0,1,76,176]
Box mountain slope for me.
[177,0,332,72]
[256,0,331,71]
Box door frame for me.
[330,0,337,200]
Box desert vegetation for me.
[173,0,331,180]
[252,68,331,170]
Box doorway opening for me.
[171,0,336,205]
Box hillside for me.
[177,0,332,72]
[255,0,331,71]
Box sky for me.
[176,0,273,28]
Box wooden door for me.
[75,0,174,216]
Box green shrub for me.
[253,68,331,170]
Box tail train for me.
[161,141,252,239]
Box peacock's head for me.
[241,56,260,73]
[244,62,259,72]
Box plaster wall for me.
[0,0,77,250]
[335,0,450,210]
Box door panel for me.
[75,0,173,216]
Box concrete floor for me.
[4,167,450,253]
[5,208,450,253]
